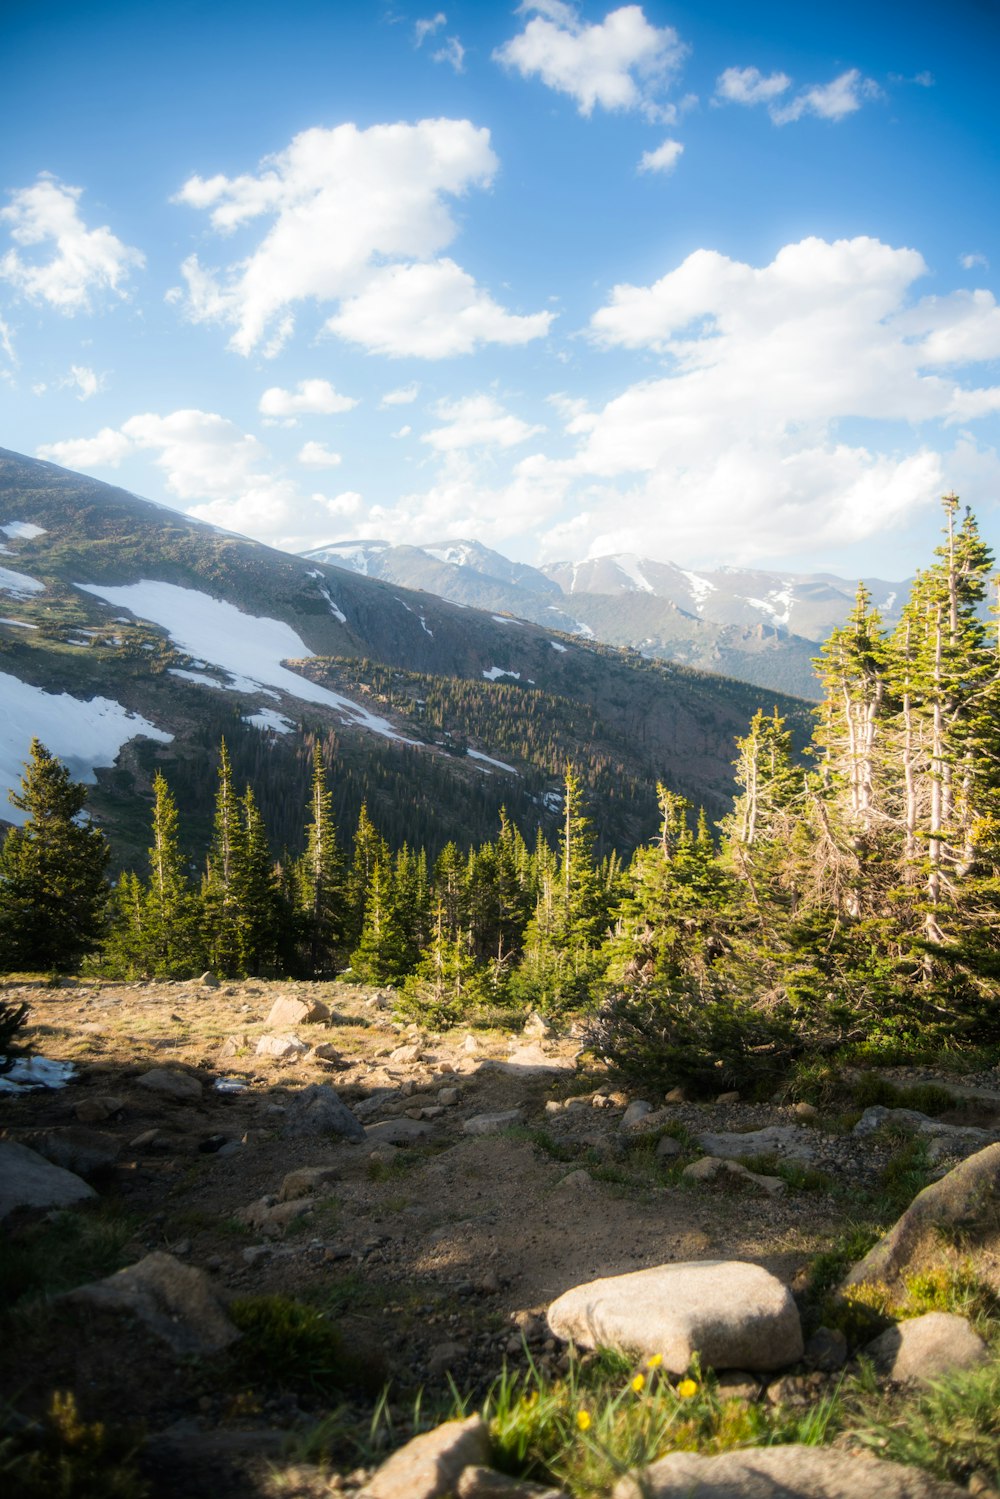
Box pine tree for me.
[201,740,245,976]
[143,773,203,977]
[0,739,110,971]
[295,741,345,974]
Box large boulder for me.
[265,995,329,1028]
[21,1126,121,1178]
[612,1445,968,1498]
[843,1142,1000,1290]
[0,1140,97,1219]
[863,1312,990,1384]
[546,1260,803,1374]
[65,1251,240,1356]
[135,1067,203,1102]
[282,1083,365,1141]
[853,1107,995,1164]
[357,1415,491,1499]
[695,1125,815,1163]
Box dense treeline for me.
[2,500,997,1091]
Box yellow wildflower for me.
[576,1409,591,1431]
[646,1353,663,1369]
[676,1378,698,1399]
[631,1373,646,1393]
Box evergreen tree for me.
[0,739,110,971]
[295,741,345,974]
[143,773,203,977]
[201,741,245,976]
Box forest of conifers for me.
[1,497,997,1095]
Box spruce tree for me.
[0,739,110,971]
[295,741,345,974]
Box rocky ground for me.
[3,975,1000,1497]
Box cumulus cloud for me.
[259,379,358,417]
[714,66,790,106]
[771,69,880,125]
[488,234,1000,563]
[37,427,133,471]
[380,383,420,407]
[638,139,684,174]
[172,119,547,359]
[0,316,15,365]
[61,365,104,400]
[422,394,545,451]
[494,2,688,119]
[297,441,342,468]
[326,258,554,357]
[0,175,144,312]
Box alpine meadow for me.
[3,2,1000,1497]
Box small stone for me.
[279,1165,341,1202]
[456,1466,564,1498]
[621,1100,654,1129]
[664,1086,687,1104]
[714,1371,761,1401]
[74,1094,124,1124]
[655,1135,683,1159]
[715,1090,741,1105]
[65,1252,238,1356]
[0,1141,97,1220]
[438,1087,460,1106]
[463,1034,478,1053]
[199,971,220,988]
[863,1312,989,1384]
[390,1043,424,1063]
[255,1033,309,1060]
[310,1042,342,1061]
[463,1110,522,1136]
[284,1084,366,1141]
[357,1415,490,1499]
[792,1101,819,1120]
[427,1340,468,1376]
[613,1446,968,1499]
[555,1169,594,1190]
[805,1326,847,1372]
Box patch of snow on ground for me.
[0,618,37,630]
[678,569,716,612]
[482,666,521,681]
[1,522,46,540]
[467,749,519,775]
[318,585,347,624]
[0,566,44,598]
[418,613,433,637]
[491,614,524,626]
[550,641,567,653]
[244,708,295,734]
[540,789,563,812]
[168,668,226,689]
[0,1056,75,1093]
[0,671,173,820]
[76,579,411,743]
[613,554,655,593]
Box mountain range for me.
[303,538,906,701]
[0,448,812,869]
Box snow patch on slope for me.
[467,749,519,775]
[76,580,411,742]
[678,569,716,613]
[0,566,44,598]
[1,522,46,540]
[0,672,172,821]
[482,666,520,682]
[244,708,295,734]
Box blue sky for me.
[2,0,998,579]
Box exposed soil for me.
[3,976,999,1497]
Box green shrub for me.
[0,1391,147,1499]
[0,998,29,1072]
[229,1294,385,1400]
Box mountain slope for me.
[0,448,812,866]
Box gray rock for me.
[198,971,219,988]
[655,1136,683,1159]
[683,1157,785,1196]
[357,1414,491,1499]
[239,1197,314,1234]
[464,1110,523,1135]
[20,1126,121,1178]
[843,1142,1000,1290]
[715,1090,741,1105]
[853,1107,993,1164]
[546,1260,803,1374]
[863,1312,990,1383]
[497,1045,571,1077]
[74,1094,124,1124]
[65,1251,239,1356]
[366,1117,434,1145]
[621,1100,654,1129]
[804,1326,848,1371]
[135,1067,203,1102]
[664,1086,687,1104]
[612,1444,968,1498]
[390,1042,425,1063]
[0,1140,97,1220]
[265,995,329,1028]
[456,1466,564,1498]
[255,1033,309,1060]
[283,1083,365,1141]
[695,1125,815,1163]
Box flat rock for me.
[612,1444,968,1498]
[135,1067,203,1102]
[265,995,329,1028]
[695,1125,815,1163]
[239,1197,314,1234]
[843,1142,1000,1290]
[863,1312,990,1383]
[547,1260,803,1374]
[74,1094,124,1124]
[282,1083,365,1141]
[279,1164,341,1201]
[366,1117,434,1145]
[464,1110,523,1135]
[256,1033,309,1060]
[621,1100,654,1129]
[20,1126,121,1178]
[456,1467,564,1498]
[683,1157,785,1196]
[496,1045,572,1076]
[357,1414,491,1499]
[854,1107,994,1163]
[0,1140,97,1220]
[65,1251,239,1356]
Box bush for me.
[228,1294,385,1400]
[0,998,29,1073]
[586,983,800,1099]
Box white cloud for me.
[771,69,879,125]
[61,364,104,400]
[326,258,554,357]
[961,252,989,271]
[298,441,342,468]
[380,382,420,407]
[0,175,144,313]
[393,425,413,438]
[172,119,545,359]
[433,37,466,73]
[415,13,446,46]
[714,66,791,106]
[638,138,683,174]
[494,3,688,119]
[0,316,15,365]
[37,427,134,470]
[422,394,545,451]
[259,379,358,417]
